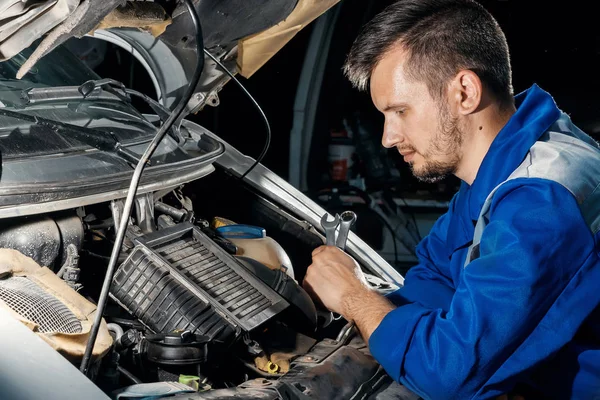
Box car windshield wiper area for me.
[0,108,146,166]
[78,78,183,142]
[78,78,169,119]
[18,78,182,143]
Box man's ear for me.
[449,70,482,115]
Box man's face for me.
[370,47,464,183]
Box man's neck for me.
[455,103,516,185]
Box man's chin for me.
[414,173,448,183]
[410,163,452,183]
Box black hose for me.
[85,218,114,230]
[202,49,271,180]
[117,365,142,385]
[79,0,204,375]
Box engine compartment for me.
[0,167,405,399]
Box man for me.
[302,0,600,399]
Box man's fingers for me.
[312,245,343,258]
[311,245,328,257]
[302,268,323,304]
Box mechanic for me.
[302,0,600,399]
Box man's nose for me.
[381,121,403,148]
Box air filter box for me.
[110,223,289,344]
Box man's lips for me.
[399,149,416,162]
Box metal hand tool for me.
[320,213,340,246]
[333,210,357,322]
[336,211,357,250]
[319,210,357,325]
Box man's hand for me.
[303,246,395,341]
[302,245,367,318]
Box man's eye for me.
[395,109,405,115]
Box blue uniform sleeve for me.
[369,179,596,399]
[386,200,456,311]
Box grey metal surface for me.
[336,210,357,250]
[22,86,127,106]
[0,306,109,400]
[0,216,60,267]
[134,193,155,234]
[110,199,126,231]
[320,213,340,246]
[0,164,216,219]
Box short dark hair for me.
[343,0,514,108]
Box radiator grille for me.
[0,277,82,334]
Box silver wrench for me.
[320,213,340,246]
[317,211,355,326]
[336,211,357,250]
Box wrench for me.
[336,211,357,250]
[320,213,340,246]
[333,210,358,324]
[318,211,355,326]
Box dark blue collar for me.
[447,84,561,253]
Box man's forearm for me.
[343,288,396,342]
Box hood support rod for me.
[79,0,204,376]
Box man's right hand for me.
[303,246,395,341]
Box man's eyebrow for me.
[382,102,408,112]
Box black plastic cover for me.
[236,256,317,333]
[111,223,288,343]
[111,245,237,343]
[144,331,209,366]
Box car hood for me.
[0,0,340,115]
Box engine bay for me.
[0,168,404,399]
[0,0,412,398]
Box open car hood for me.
[0,0,340,114]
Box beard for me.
[409,102,464,183]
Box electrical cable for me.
[124,88,171,117]
[117,365,142,384]
[79,0,204,376]
[398,197,423,242]
[372,210,399,267]
[202,49,271,179]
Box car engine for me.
[0,175,404,399]
[0,0,414,397]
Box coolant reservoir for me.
[214,223,295,280]
[229,237,294,280]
